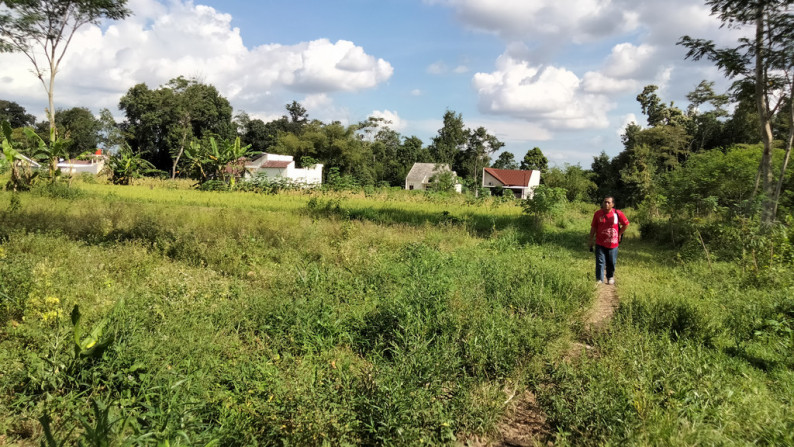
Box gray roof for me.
[0,152,40,168]
[405,163,455,183]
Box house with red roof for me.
[482,167,540,199]
[243,153,323,186]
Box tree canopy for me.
[0,0,131,138]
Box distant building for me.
[404,163,462,192]
[482,167,540,199]
[243,153,323,186]
[57,153,105,176]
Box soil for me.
[462,283,619,446]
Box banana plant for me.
[102,144,158,185]
[182,136,252,187]
[25,126,69,183]
[1,120,38,191]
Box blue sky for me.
[0,0,745,166]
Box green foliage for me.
[119,77,235,173]
[325,166,360,191]
[0,99,36,128]
[491,151,518,170]
[542,164,596,202]
[182,135,252,187]
[103,144,159,185]
[428,170,457,193]
[1,120,38,191]
[664,144,762,216]
[25,126,69,183]
[520,185,568,222]
[49,107,102,158]
[520,147,548,173]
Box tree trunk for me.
[171,119,191,179]
[754,10,777,225]
[772,94,794,218]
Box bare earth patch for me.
[463,284,620,446]
[584,284,619,335]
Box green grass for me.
[0,179,792,446]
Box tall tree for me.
[520,147,548,172]
[456,126,503,184]
[0,0,131,139]
[492,151,518,170]
[428,110,468,166]
[0,99,36,128]
[679,0,794,224]
[119,77,234,174]
[48,106,100,157]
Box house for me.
[243,153,323,186]
[404,163,462,192]
[57,155,105,176]
[482,167,540,199]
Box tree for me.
[520,147,548,172]
[542,164,596,202]
[685,80,731,152]
[50,107,101,157]
[591,151,619,201]
[97,108,125,151]
[492,151,518,170]
[428,110,467,166]
[455,126,503,184]
[0,0,131,139]
[0,100,35,128]
[679,0,794,224]
[119,77,235,174]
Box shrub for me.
[521,185,568,222]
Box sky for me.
[0,0,749,167]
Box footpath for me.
[467,283,620,446]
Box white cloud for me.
[430,0,639,42]
[427,61,447,75]
[453,65,469,74]
[0,0,393,121]
[410,89,423,96]
[617,113,639,138]
[370,110,406,132]
[472,54,613,130]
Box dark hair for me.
[603,196,615,204]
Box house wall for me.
[405,180,428,191]
[287,164,323,185]
[245,156,323,186]
[57,160,104,176]
[482,170,501,187]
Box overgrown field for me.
[1,181,792,446]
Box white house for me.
[482,167,540,199]
[404,163,462,192]
[57,157,105,176]
[243,153,323,186]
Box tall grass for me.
[1,179,791,445]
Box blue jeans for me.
[595,245,618,281]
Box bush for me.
[521,185,568,222]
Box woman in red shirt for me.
[588,196,629,285]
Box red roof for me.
[483,168,533,187]
[261,160,291,168]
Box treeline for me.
[2,77,792,222]
[2,78,547,190]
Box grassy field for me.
[0,180,792,446]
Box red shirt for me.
[591,209,629,249]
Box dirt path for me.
[464,284,619,446]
